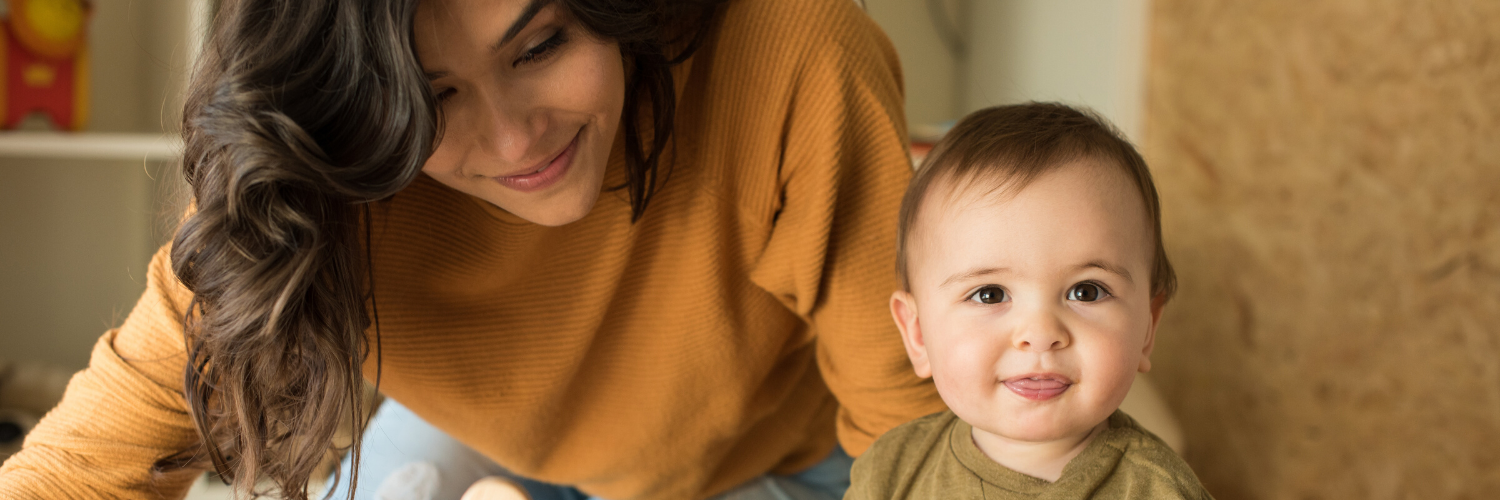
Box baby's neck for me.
[971,420,1108,483]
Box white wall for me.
[866,0,1152,143]
[0,159,167,369]
[960,0,1151,142]
[0,0,196,370]
[863,0,964,130]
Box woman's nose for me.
[468,90,540,165]
[1010,305,1072,352]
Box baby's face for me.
[892,159,1164,446]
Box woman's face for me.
[414,0,625,226]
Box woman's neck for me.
[970,420,1108,483]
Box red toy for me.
[1,0,90,131]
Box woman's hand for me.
[461,477,532,500]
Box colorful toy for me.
[1,0,90,130]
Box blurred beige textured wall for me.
[1146,1,1500,498]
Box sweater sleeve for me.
[745,2,946,457]
[0,245,206,499]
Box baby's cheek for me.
[935,341,1000,392]
[943,336,995,371]
[931,366,988,417]
[1084,349,1140,409]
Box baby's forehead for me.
[922,157,1141,218]
[905,159,1155,272]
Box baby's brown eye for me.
[1067,283,1107,302]
[969,286,1007,304]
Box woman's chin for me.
[521,202,596,226]
[494,192,599,226]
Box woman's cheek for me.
[421,147,457,178]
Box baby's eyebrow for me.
[940,267,1010,289]
[1076,260,1133,283]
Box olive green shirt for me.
[846,410,1213,499]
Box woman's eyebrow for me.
[425,0,550,81]
[491,0,551,53]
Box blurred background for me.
[1,0,1497,498]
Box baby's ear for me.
[891,290,932,378]
[1139,293,1168,373]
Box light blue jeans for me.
[326,400,851,500]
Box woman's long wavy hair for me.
[164,0,724,497]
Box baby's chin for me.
[961,407,1103,445]
[973,419,1096,445]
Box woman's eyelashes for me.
[1066,281,1111,302]
[966,285,1008,305]
[515,28,569,67]
[431,28,572,103]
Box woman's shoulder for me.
[665,0,907,218]
[680,0,902,139]
[723,0,872,31]
[713,0,894,66]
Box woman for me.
[0,0,944,498]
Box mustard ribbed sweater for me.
[0,0,945,498]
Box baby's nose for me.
[1011,312,1071,351]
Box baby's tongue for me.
[1004,377,1070,400]
[1008,378,1066,390]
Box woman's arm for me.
[0,245,206,498]
[745,0,948,458]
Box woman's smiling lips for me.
[494,133,579,193]
[1003,373,1074,401]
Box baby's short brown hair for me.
[896,102,1176,300]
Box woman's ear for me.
[1139,293,1168,373]
[891,290,932,378]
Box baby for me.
[846,103,1212,499]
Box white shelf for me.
[0,132,182,162]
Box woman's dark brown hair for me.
[165,0,725,497]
